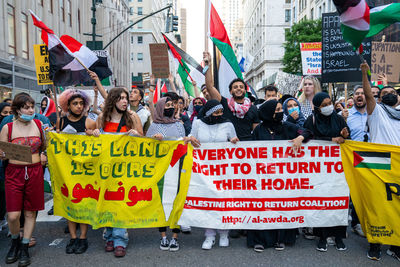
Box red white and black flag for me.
[30,10,111,86]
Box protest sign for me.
[47,132,193,229]
[33,44,53,85]
[179,141,349,229]
[371,42,400,83]
[321,12,371,83]
[300,42,322,75]
[149,44,170,78]
[341,140,400,246]
[0,141,32,163]
[274,71,302,96]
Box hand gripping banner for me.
[47,132,193,229]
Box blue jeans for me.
[104,227,128,248]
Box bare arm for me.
[148,74,157,120]
[88,71,108,99]
[361,63,376,115]
[131,112,144,136]
[193,80,200,98]
[203,52,221,102]
[168,73,177,93]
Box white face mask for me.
[320,104,334,116]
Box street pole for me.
[103,4,172,50]
[83,0,102,49]
[10,56,15,92]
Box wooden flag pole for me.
[328,83,333,98]
[52,85,60,133]
[344,82,348,107]
[74,56,90,72]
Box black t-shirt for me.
[221,97,259,141]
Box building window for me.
[60,0,65,22]
[138,0,142,2]
[22,12,29,59]
[131,36,134,44]
[131,52,134,62]
[138,36,143,44]
[7,4,16,55]
[137,53,143,61]
[285,9,291,22]
[67,0,72,26]
[285,0,290,3]
[137,21,143,29]
[78,9,81,33]
[50,0,54,13]
[138,7,143,15]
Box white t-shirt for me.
[190,119,237,143]
[368,104,400,145]
[137,108,151,128]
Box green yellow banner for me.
[47,132,193,229]
[341,140,400,246]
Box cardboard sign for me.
[149,44,170,78]
[33,44,53,85]
[321,13,371,83]
[300,42,322,75]
[274,71,302,96]
[371,42,400,83]
[0,141,32,163]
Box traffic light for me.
[165,14,171,33]
[172,15,178,32]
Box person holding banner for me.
[303,92,350,252]
[360,62,400,261]
[0,94,47,266]
[189,99,239,250]
[93,87,143,257]
[248,99,311,252]
[297,76,322,119]
[57,89,98,254]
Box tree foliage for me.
[283,19,322,74]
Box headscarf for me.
[283,97,305,126]
[258,99,283,133]
[312,92,344,137]
[58,89,91,113]
[190,97,206,122]
[199,99,229,125]
[0,102,10,124]
[153,97,179,124]
[40,96,57,117]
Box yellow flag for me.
[47,132,193,229]
[341,140,400,246]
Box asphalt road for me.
[1,219,399,267]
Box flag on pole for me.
[30,10,111,86]
[162,34,205,97]
[161,82,168,95]
[153,79,162,104]
[208,1,243,98]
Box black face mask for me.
[164,108,175,117]
[209,115,224,124]
[273,112,283,123]
[382,93,398,106]
[194,105,202,113]
[115,106,125,114]
[69,110,81,118]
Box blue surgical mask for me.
[20,114,35,121]
[288,107,299,115]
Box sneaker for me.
[275,243,285,251]
[160,237,169,251]
[75,239,88,254]
[105,241,114,252]
[327,237,335,246]
[352,224,365,237]
[303,228,315,240]
[181,226,191,234]
[202,237,215,250]
[316,239,328,252]
[219,235,229,247]
[335,238,347,251]
[387,247,400,262]
[66,238,78,254]
[169,238,179,252]
[367,244,381,261]
[114,246,126,257]
[254,244,264,253]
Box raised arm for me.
[361,62,376,115]
[148,74,158,120]
[193,80,200,98]
[88,70,108,99]
[168,73,177,93]
[203,52,221,102]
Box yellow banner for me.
[33,44,53,85]
[341,140,400,246]
[47,132,193,229]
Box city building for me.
[0,0,130,104]
[242,0,292,92]
[292,0,335,23]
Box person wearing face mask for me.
[248,99,312,252]
[189,100,239,250]
[283,98,306,127]
[303,92,350,252]
[40,96,56,118]
[360,63,400,262]
[0,102,11,231]
[0,94,47,266]
[93,87,143,258]
[190,97,206,123]
[146,96,199,252]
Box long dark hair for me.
[99,87,134,130]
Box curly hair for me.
[58,89,91,113]
[99,87,135,130]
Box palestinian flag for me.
[367,3,400,38]
[353,151,391,170]
[209,1,243,98]
[162,33,205,97]
[30,10,111,86]
[161,82,168,95]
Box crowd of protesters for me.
[0,53,399,266]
